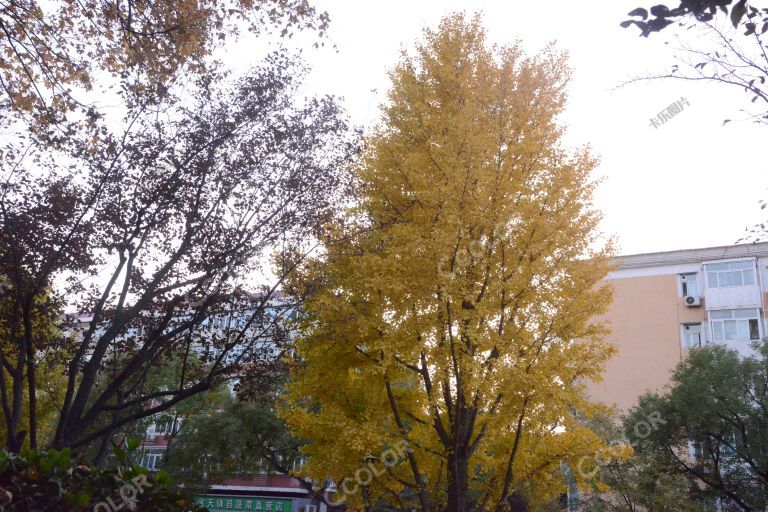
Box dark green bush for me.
[0,444,207,511]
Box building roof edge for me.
[615,242,768,270]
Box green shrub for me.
[0,445,207,511]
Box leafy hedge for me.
[0,444,207,511]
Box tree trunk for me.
[5,301,25,453]
[7,370,25,453]
[507,493,529,512]
[92,428,115,466]
[447,449,470,512]
[23,306,37,450]
[6,430,23,453]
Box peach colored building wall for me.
[586,273,707,412]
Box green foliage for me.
[164,393,303,486]
[562,413,691,511]
[73,356,227,465]
[581,444,698,510]
[623,341,768,511]
[0,447,206,511]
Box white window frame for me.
[709,308,761,342]
[681,323,702,349]
[704,260,757,289]
[140,447,165,471]
[151,417,180,436]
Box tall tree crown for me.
[283,14,619,512]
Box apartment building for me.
[586,241,768,412]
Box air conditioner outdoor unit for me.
[684,295,701,307]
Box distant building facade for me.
[587,242,768,411]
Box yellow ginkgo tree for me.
[282,13,621,512]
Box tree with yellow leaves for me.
[282,14,621,512]
[0,0,329,118]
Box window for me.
[689,440,703,459]
[151,418,180,436]
[140,448,165,471]
[710,309,761,341]
[689,438,719,461]
[682,323,702,349]
[719,432,738,457]
[680,273,698,297]
[705,260,756,288]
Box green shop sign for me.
[194,494,293,512]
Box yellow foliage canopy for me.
[283,14,620,512]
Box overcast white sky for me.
[228,0,767,256]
